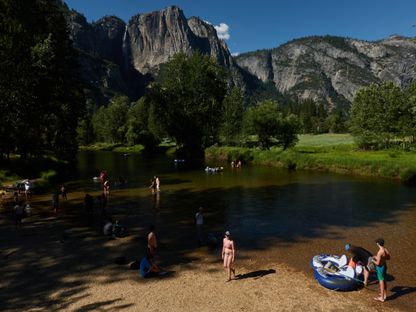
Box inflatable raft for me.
[311,254,363,291]
[205,166,224,173]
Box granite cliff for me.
[66,6,243,104]
[65,3,416,109]
[235,35,416,109]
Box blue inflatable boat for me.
[311,254,363,291]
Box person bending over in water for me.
[222,231,236,281]
[372,238,390,302]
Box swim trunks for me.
[376,265,387,281]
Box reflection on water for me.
[75,151,416,308]
[76,152,416,243]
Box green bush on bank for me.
[0,170,20,184]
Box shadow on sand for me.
[388,286,416,301]
[235,269,276,280]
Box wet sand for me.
[0,191,409,312]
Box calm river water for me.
[72,151,416,309]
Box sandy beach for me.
[0,192,403,312]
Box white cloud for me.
[215,23,230,40]
[231,52,240,57]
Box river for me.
[72,151,416,310]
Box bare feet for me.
[373,297,385,303]
[377,294,387,300]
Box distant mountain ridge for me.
[64,2,416,109]
[235,35,416,109]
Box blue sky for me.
[65,0,416,54]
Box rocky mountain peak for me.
[235,35,416,109]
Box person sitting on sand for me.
[139,254,159,278]
[345,243,373,286]
[113,220,127,237]
[372,238,390,303]
[222,231,236,281]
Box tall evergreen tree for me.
[0,0,84,160]
[148,52,227,157]
[220,87,244,146]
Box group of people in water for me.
[230,160,242,168]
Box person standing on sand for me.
[147,224,158,256]
[195,207,204,245]
[372,238,391,302]
[222,231,236,281]
[345,243,373,286]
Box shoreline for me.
[1,190,411,311]
[0,198,398,312]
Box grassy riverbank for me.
[0,156,68,188]
[79,143,145,153]
[206,134,416,182]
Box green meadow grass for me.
[206,134,416,182]
[80,143,145,153]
